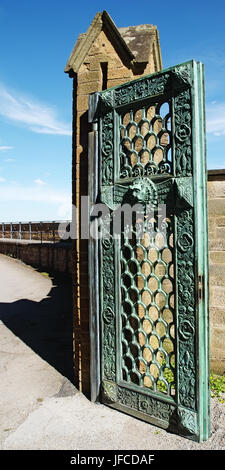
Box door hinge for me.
[198,275,204,301]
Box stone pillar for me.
[65,10,162,395]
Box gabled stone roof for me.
[119,24,160,65]
[65,10,162,75]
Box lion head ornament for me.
[127,177,158,207]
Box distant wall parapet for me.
[0,220,72,274]
[0,220,70,243]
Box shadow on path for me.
[0,273,74,383]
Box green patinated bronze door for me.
[88,60,210,442]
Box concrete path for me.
[0,254,224,450]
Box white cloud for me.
[0,177,5,182]
[34,178,47,186]
[206,102,225,136]
[0,183,67,202]
[57,197,72,219]
[0,183,71,219]
[0,145,14,151]
[0,84,72,136]
[4,158,15,162]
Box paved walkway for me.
[0,254,224,450]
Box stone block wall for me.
[0,241,72,275]
[0,221,68,242]
[208,170,225,374]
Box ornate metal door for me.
[88,60,210,442]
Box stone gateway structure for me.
[66,11,211,441]
[65,11,163,396]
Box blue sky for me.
[0,0,225,221]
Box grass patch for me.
[156,362,175,394]
[155,367,225,404]
[210,374,225,403]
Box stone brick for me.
[207,180,225,198]
[208,198,225,215]
[78,80,101,95]
[78,70,100,84]
[216,216,225,227]
[210,358,225,375]
[108,57,126,69]
[76,94,89,112]
[107,78,130,87]
[209,264,225,285]
[208,232,215,241]
[209,238,225,251]
[209,306,225,325]
[210,285,225,306]
[210,326,225,353]
[208,217,215,234]
[216,226,225,239]
[210,251,225,264]
[107,66,132,80]
[87,57,105,71]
